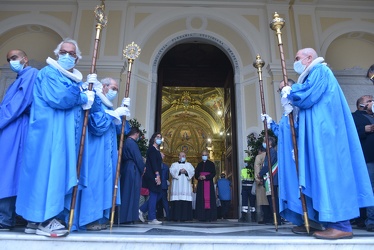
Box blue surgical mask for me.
[155,139,162,145]
[106,89,117,101]
[58,53,76,70]
[262,142,266,149]
[10,59,25,73]
[181,157,186,162]
[202,155,208,161]
[293,57,307,75]
[244,162,248,167]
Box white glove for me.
[115,107,128,117]
[81,90,95,110]
[86,73,102,92]
[122,97,131,107]
[283,103,293,116]
[261,114,273,129]
[81,81,89,90]
[281,85,292,98]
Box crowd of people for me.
[0,39,373,241]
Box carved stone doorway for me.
[156,42,238,218]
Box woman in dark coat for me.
[139,132,164,224]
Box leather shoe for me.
[313,228,353,240]
[292,225,318,235]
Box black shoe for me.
[0,223,13,230]
[367,224,374,232]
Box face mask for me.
[57,53,76,70]
[136,136,140,142]
[106,89,117,101]
[372,104,374,113]
[202,155,208,161]
[293,57,307,74]
[244,162,248,167]
[262,143,267,149]
[155,139,162,145]
[181,157,186,162]
[10,59,25,73]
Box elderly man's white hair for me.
[53,38,82,60]
[101,77,114,86]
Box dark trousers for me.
[266,185,280,224]
[156,189,169,220]
[241,185,256,208]
[220,200,230,219]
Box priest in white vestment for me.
[169,151,195,221]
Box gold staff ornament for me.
[110,42,142,229]
[68,0,108,233]
[270,12,310,234]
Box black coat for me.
[143,145,162,193]
[352,110,374,163]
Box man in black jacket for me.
[352,95,374,232]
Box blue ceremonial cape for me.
[68,96,130,230]
[16,65,89,222]
[289,63,374,223]
[0,66,38,199]
[271,116,304,226]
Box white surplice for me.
[169,162,195,201]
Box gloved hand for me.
[81,81,89,90]
[86,73,102,92]
[261,114,273,129]
[281,85,292,98]
[82,90,95,110]
[94,83,103,93]
[122,97,131,107]
[115,107,130,117]
[283,102,293,116]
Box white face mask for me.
[155,139,162,145]
[106,89,117,101]
[180,157,186,162]
[293,57,307,74]
[262,142,266,149]
[372,103,374,113]
[10,59,25,73]
[202,155,208,161]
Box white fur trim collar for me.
[46,57,83,82]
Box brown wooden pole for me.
[253,55,278,231]
[270,12,310,233]
[109,59,133,229]
[68,2,107,232]
[110,42,141,229]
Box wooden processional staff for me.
[270,12,310,234]
[253,55,278,231]
[110,42,141,229]
[68,0,108,232]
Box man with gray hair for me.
[352,95,374,232]
[16,38,98,237]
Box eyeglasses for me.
[59,50,77,58]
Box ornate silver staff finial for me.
[123,42,142,61]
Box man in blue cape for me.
[0,50,38,230]
[284,47,374,239]
[82,77,130,229]
[16,38,97,237]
